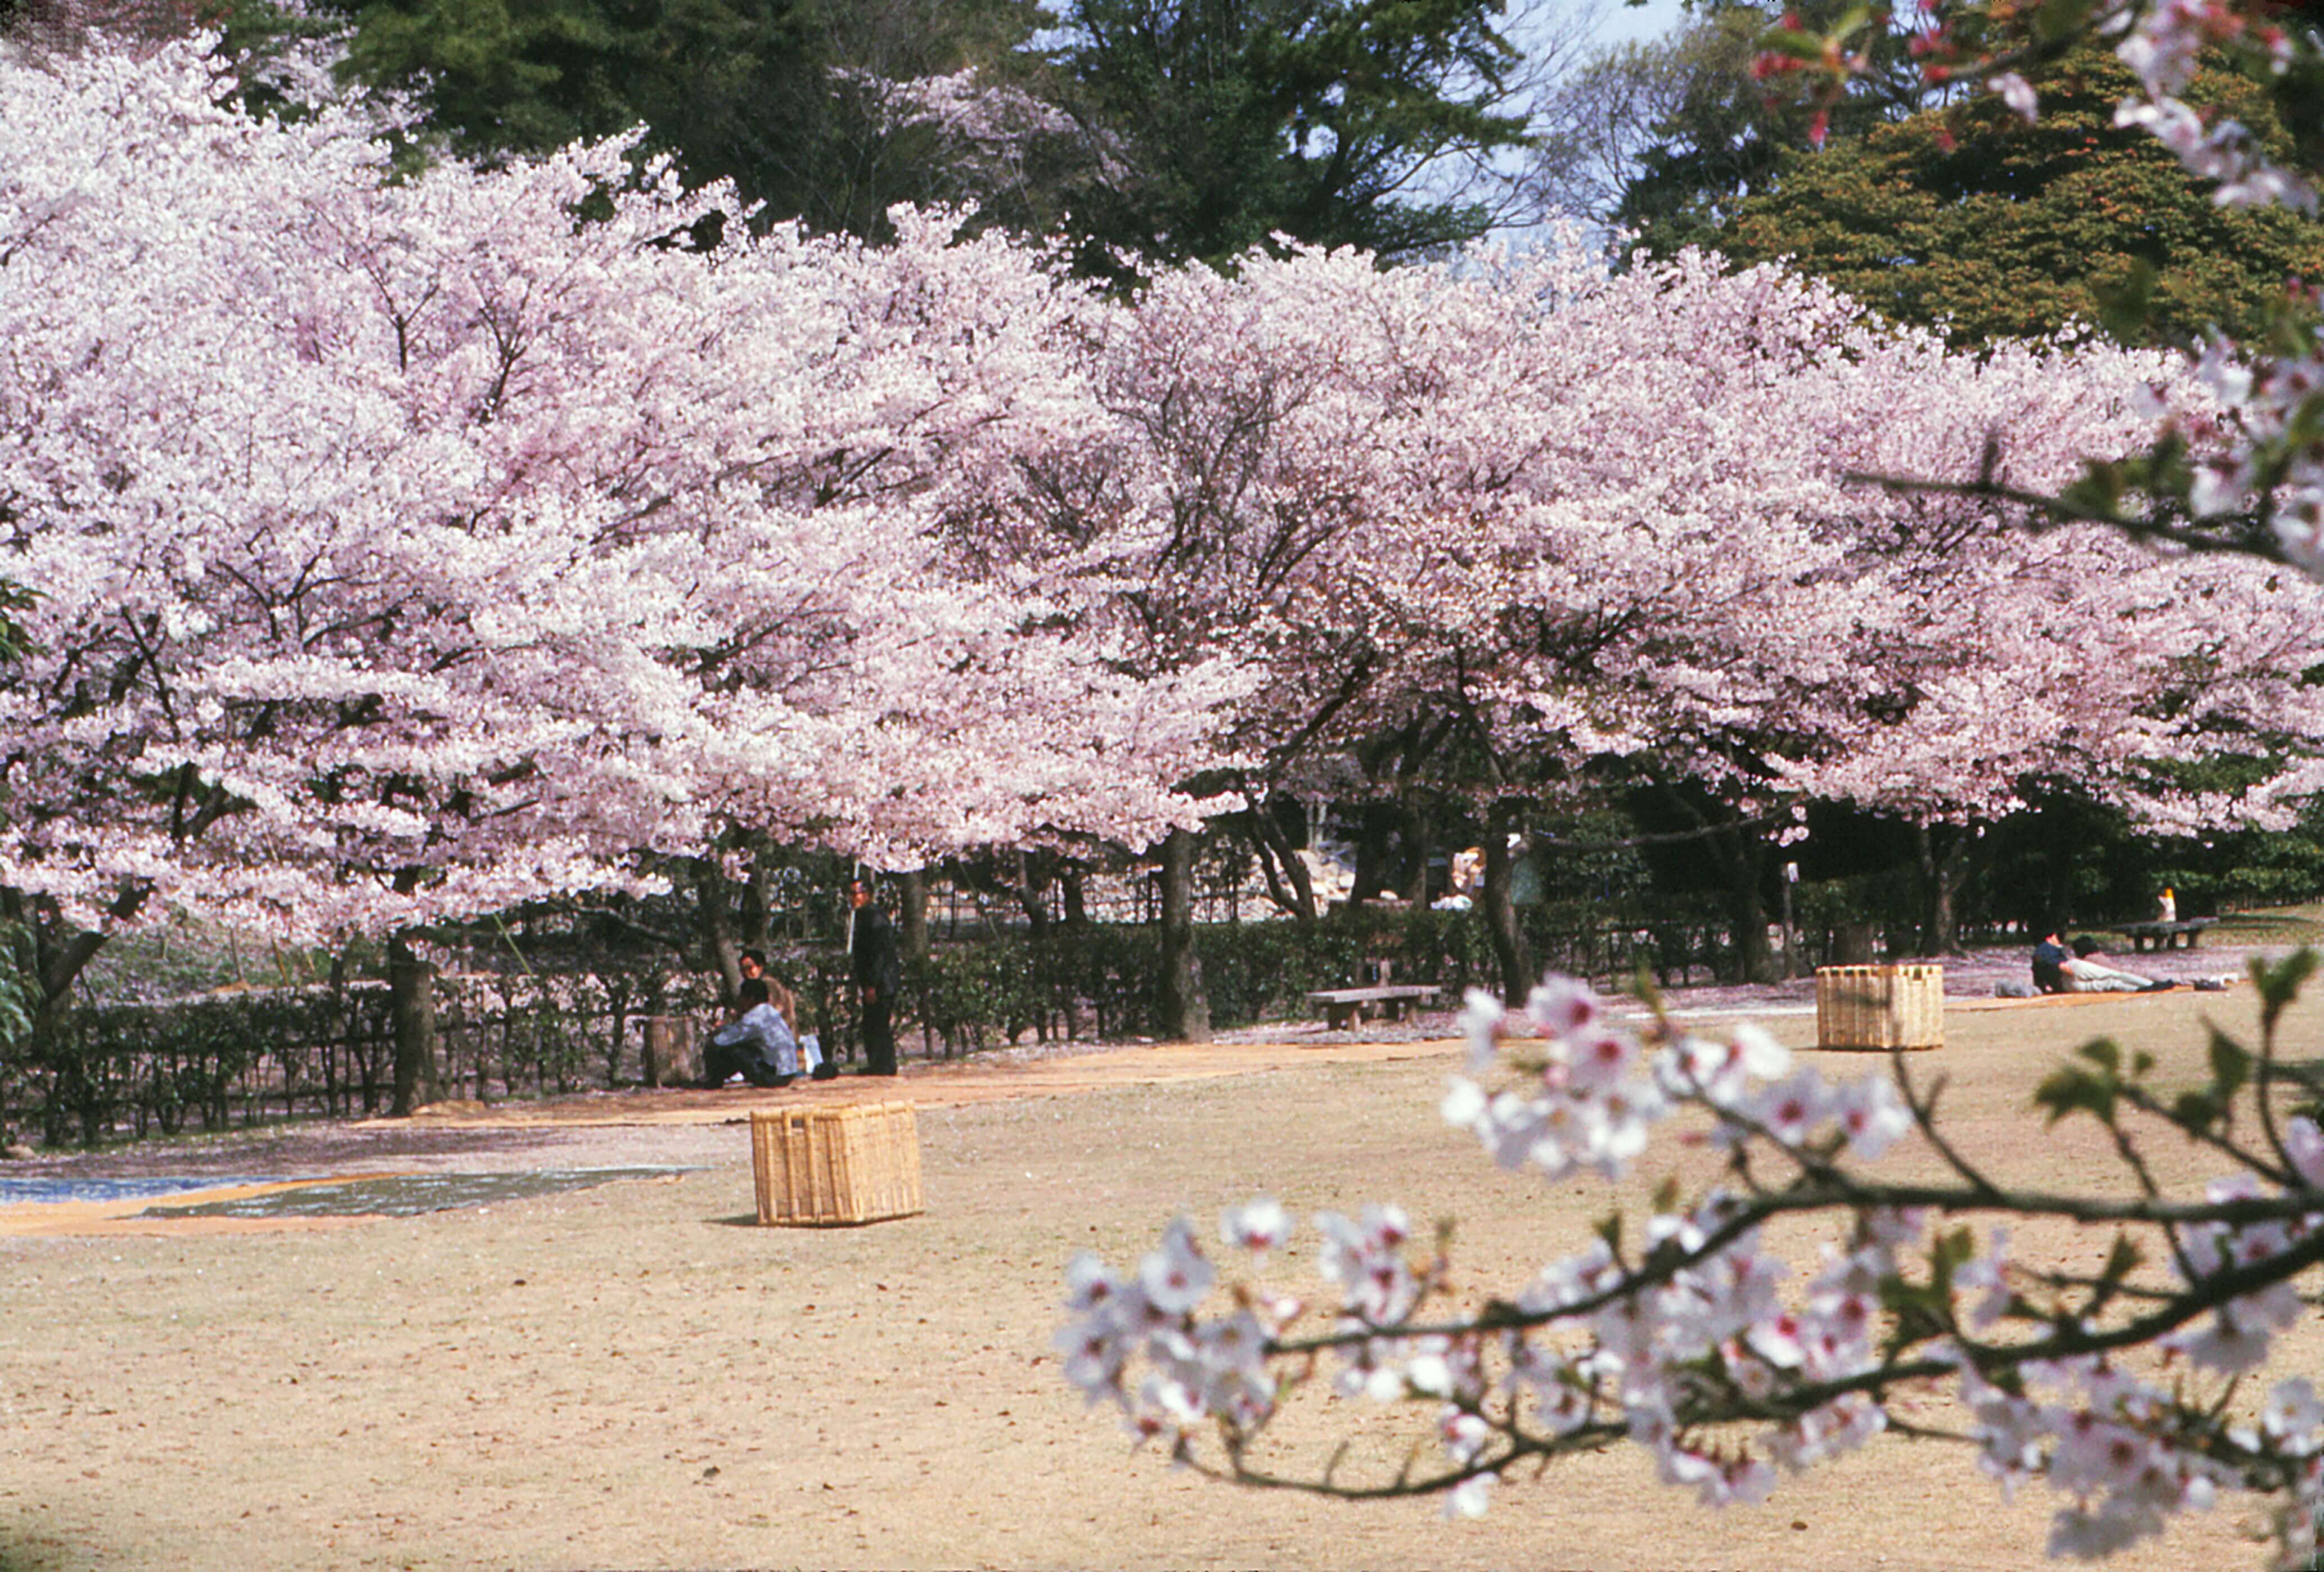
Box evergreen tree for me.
[1531,0,1942,255]
[1045,0,1532,279]
[1716,49,2324,345]
[311,0,1047,237]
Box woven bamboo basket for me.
[751,1102,924,1226]
[1815,964,1945,1052]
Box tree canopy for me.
[257,0,1540,274]
[1715,49,2324,346]
[1041,0,1532,279]
[1530,0,1946,256]
[301,0,1050,237]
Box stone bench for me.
[2113,918,2218,952]
[1307,984,1441,1031]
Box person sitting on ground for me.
[2061,934,2176,994]
[760,976,822,1079]
[2031,932,2073,994]
[702,949,802,1087]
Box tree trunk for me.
[2046,834,2078,936]
[1717,840,1779,984]
[1671,794,1778,985]
[7,882,144,1016]
[1482,799,1533,1003]
[898,863,933,1057]
[739,845,775,955]
[899,866,930,963]
[1243,805,1318,924]
[6,884,147,1145]
[691,857,743,1007]
[1156,827,1211,1043]
[1350,801,1401,903]
[1401,799,1433,905]
[1914,822,1978,957]
[1059,864,1088,928]
[1015,848,1051,939]
[388,936,437,1117]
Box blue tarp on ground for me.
[144,1166,696,1218]
[0,1174,288,1205]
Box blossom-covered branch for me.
[1060,955,2324,1562]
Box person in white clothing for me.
[2061,935,2174,994]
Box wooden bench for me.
[1307,984,1441,1031]
[2113,918,2218,953]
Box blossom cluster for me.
[2101,2,2324,574]
[1060,970,2324,1563]
[0,40,1242,944]
[9,28,2324,963]
[2108,0,2316,212]
[2187,337,2324,574]
[1783,2,2324,582]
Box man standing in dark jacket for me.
[849,876,902,1076]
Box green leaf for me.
[2252,949,2318,1023]
[1880,1274,1952,1354]
[2208,1029,2251,1099]
[2061,462,2128,519]
[1756,28,1826,63]
[2036,1063,2115,1125]
[2172,1089,2223,1134]
[1929,1225,1976,1292]
[1828,6,1876,44]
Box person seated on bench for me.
[2061,935,2175,994]
[704,950,806,1087]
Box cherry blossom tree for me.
[1002,221,2324,990]
[1653,317,2324,952]
[0,38,1240,1088]
[997,241,1547,1025]
[1739,0,2324,946]
[1338,246,2324,967]
[1087,239,2319,976]
[1064,7,2324,1560]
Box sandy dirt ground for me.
[3,980,2321,1571]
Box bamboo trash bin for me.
[750,1102,924,1226]
[1815,963,1945,1052]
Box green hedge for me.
[12,986,396,1148]
[2,899,1761,1148]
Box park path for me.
[0,985,2220,1239]
[400,1031,1472,1126]
[0,1033,1473,1238]
[393,985,2170,1128]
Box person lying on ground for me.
[2061,934,2177,993]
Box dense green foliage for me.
[307,0,1045,237]
[273,0,1531,268]
[1043,0,1529,277]
[1716,51,2324,345]
[1534,0,1939,257]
